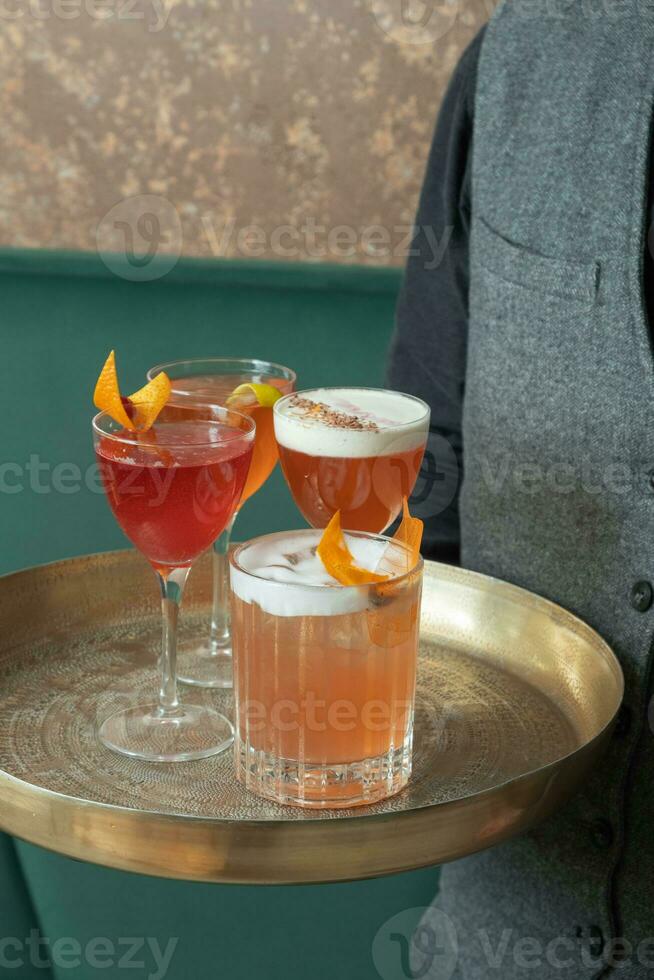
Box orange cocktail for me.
[231,529,423,808]
[274,387,430,532]
[146,358,296,689]
[158,367,295,504]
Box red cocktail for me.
[93,402,255,762]
[96,419,253,571]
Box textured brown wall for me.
[0,0,489,267]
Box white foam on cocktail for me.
[273,388,429,459]
[230,529,404,617]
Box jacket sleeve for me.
[386,29,484,564]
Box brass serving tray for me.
[0,550,622,884]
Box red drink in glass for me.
[96,420,253,571]
[92,404,255,762]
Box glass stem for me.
[210,511,238,654]
[156,566,191,717]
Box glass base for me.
[99,703,234,762]
[235,740,412,809]
[176,637,233,689]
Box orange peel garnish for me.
[395,497,423,564]
[368,499,423,646]
[316,511,390,586]
[377,498,424,578]
[128,371,172,431]
[93,351,133,429]
[93,351,171,432]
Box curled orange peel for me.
[369,500,423,646]
[317,511,390,586]
[317,500,424,586]
[377,498,424,577]
[128,372,172,431]
[93,351,171,432]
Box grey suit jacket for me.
[406,4,654,977]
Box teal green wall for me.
[15,843,439,980]
[0,249,401,575]
[0,250,440,980]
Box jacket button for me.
[590,819,614,849]
[631,580,653,611]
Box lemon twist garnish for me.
[226,382,283,409]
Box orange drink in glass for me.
[146,358,296,688]
[273,388,430,532]
[230,529,423,808]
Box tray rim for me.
[0,549,624,882]
[0,731,613,884]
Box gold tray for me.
[0,550,622,884]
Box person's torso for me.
[439,4,654,977]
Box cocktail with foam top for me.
[230,528,423,808]
[274,387,430,532]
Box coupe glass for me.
[93,401,255,761]
[273,387,430,533]
[146,358,296,689]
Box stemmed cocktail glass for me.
[146,358,296,689]
[273,387,430,533]
[93,401,255,761]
